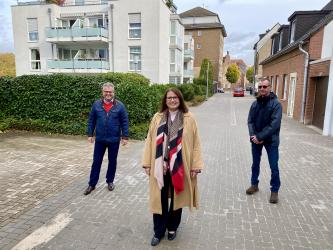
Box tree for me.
[45,0,65,5]
[246,66,254,83]
[226,64,240,84]
[199,58,213,83]
[0,53,16,77]
[165,0,173,8]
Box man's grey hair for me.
[102,82,115,89]
[260,77,271,85]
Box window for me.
[129,46,141,71]
[271,76,274,91]
[278,31,283,51]
[184,43,188,50]
[275,76,279,98]
[170,49,175,72]
[27,18,38,41]
[129,13,141,39]
[198,31,202,36]
[282,74,288,99]
[197,43,201,49]
[30,49,41,70]
[271,38,275,55]
[290,20,296,43]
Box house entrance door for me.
[287,76,296,117]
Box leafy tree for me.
[166,0,173,8]
[246,66,254,83]
[0,53,15,77]
[45,0,65,5]
[226,64,240,84]
[199,58,213,83]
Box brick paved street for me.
[0,93,332,250]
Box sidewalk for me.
[0,93,332,249]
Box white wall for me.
[112,0,171,83]
[181,16,218,25]
[321,20,333,59]
[12,4,55,75]
[323,45,333,136]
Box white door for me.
[287,76,296,117]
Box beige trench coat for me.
[142,112,204,214]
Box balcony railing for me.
[46,27,108,41]
[183,70,194,77]
[48,59,110,71]
[17,0,108,6]
[184,49,194,59]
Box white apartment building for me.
[12,0,185,84]
[183,34,194,83]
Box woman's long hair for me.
[159,88,189,113]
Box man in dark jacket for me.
[247,78,282,203]
[84,82,129,195]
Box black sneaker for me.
[167,231,177,241]
[151,236,161,246]
[108,183,115,191]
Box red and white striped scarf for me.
[155,111,184,194]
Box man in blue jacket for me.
[247,78,282,203]
[84,82,129,195]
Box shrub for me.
[178,84,195,101]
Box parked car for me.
[233,87,245,97]
[217,87,224,93]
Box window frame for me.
[128,13,141,39]
[30,48,41,71]
[129,46,141,71]
[27,18,39,42]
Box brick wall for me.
[309,28,324,60]
[187,29,224,83]
[263,48,306,121]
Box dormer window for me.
[278,31,283,51]
[271,38,275,55]
[290,20,296,43]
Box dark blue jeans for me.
[251,143,281,192]
[88,141,120,187]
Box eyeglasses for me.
[166,96,179,100]
[103,91,114,94]
[258,85,269,89]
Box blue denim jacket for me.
[248,93,282,146]
[87,99,129,143]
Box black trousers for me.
[153,172,182,239]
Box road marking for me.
[11,212,72,250]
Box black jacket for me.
[247,92,282,146]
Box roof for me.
[261,11,333,65]
[179,7,218,18]
[183,23,227,37]
[322,0,333,10]
[288,10,331,21]
[277,25,289,32]
[230,59,247,66]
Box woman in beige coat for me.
[142,88,204,246]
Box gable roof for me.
[183,23,227,37]
[179,7,218,18]
[261,11,333,65]
[322,0,333,10]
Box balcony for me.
[184,49,194,62]
[46,27,109,43]
[47,59,110,73]
[183,70,194,77]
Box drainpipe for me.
[299,41,309,124]
[109,4,114,72]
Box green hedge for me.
[0,73,206,140]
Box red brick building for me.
[260,5,333,130]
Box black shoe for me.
[84,186,95,195]
[108,183,115,191]
[269,192,279,204]
[151,236,161,246]
[167,231,177,241]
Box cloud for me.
[0,0,16,52]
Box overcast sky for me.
[0,0,330,65]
